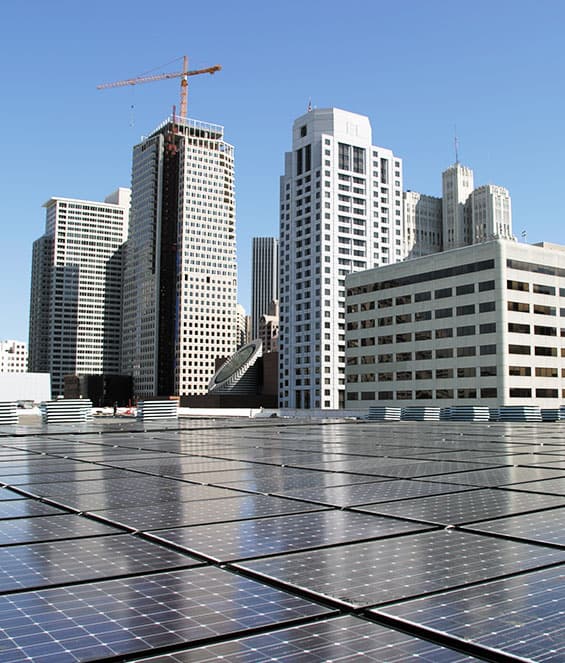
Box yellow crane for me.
[97,55,221,119]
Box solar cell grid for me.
[425,466,565,487]
[281,478,470,507]
[360,487,565,525]
[0,534,201,593]
[235,529,565,608]
[0,499,68,519]
[374,565,565,663]
[465,506,565,546]
[146,510,432,562]
[0,514,123,546]
[91,493,326,531]
[135,615,478,662]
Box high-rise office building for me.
[121,116,237,398]
[29,189,130,396]
[469,184,513,242]
[442,162,475,249]
[279,108,403,409]
[403,191,443,259]
[0,340,27,373]
[251,237,279,339]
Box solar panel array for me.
[0,417,564,661]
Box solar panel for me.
[0,514,123,546]
[135,614,478,662]
[360,487,565,525]
[464,506,565,546]
[0,487,25,501]
[283,479,470,508]
[91,494,327,531]
[0,534,201,592]
[424,466,565,487]
[146,510,432,563]
[235,529,565,608]
[0,566,333,661]
[503,476,565,496]
[374,565,565,663]
[0,499,69,519]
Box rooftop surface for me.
[0,416,564,662]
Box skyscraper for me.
[442,162,475,249]
[279,108,403,409]
[29,189,130,396]
[121,116,237,398]
[251,237,279,339]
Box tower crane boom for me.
[97,56,221,119]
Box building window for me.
[414,291,431,302]
[457,346,476,357]
[478,280,495,292]
[510,388,532,397]
[509,366,531,376]
[435,308,453,319]
[479,301,496,313]
[533,304,556,316]
[534,325,557,336]
[457,367,476,378]
[457,304,475,316]
[457,325,475,337]
[436,348,453,359]
[535,367,558,377]
[480,345,496,355]
[480,388,497,398]
[435,287,452,299]
[416,370,433,379]
[416,390,432,399]
[536,388,558,398]
[378,391,393,400]
[480,366,497,376]
[436,368,453,379]
[507,280,529,292]
[533,283,555,295]
[456,283,475,295]
[415,330,432,341]
[509,344,531,355]
[415,350,432,360]
[435,328,453,339]
[535,346,557,356]
[396,390,412,400]
[508,301,530,313]
[436,389,453,399]
[479,323,496,334]
[415,311,432,321]
[457,389,476,399]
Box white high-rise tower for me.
[29,189,130,397]
[442,162,474,249]
[121,116,237,398]
[279,108,403,409]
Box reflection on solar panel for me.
[359,487,565,525]
[136,615,478,662]
[0,567,333,661]
[146,510,432,562]
[236,529,565,607]
[374,565,565,662]
[0,513,122,545]
[465,506,565,546]
[1,417,564,661]
[0,535,201,592]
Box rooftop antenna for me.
[454,125,459,164]
[307,98,312,112]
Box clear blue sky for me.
[2,0,564,341]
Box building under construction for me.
[120,115,237,398]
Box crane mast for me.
[97,55,221,119]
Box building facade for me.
[0,340,27,373]
[251,237,279,339]
[121,117,237,398]
[279,108,403,409]
[403,191,443,259]
[345,239,565,408]
[29,190,130,397]
[259,299,279,353]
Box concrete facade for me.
[0,340,27,373]
[279,108,403,409]
[251,237,279,339]
[29,190,130,397]
[345,239,565,408]
[121,117,237,398]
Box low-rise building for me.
[0,340,27,373]
[345,239,565,409]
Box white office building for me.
[121,116,237,398]
[29,189,130,396]
[403,191,443,259]
[0,340,27,373]
[279,108,403,409]
[470,184,513,242]
[251,237,279,340]
[345,239,565,409]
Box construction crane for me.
[97,56,221,119]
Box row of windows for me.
[346,345,497,363]
[347,328,496,347]
[347,260,494,296]
[348,365,497,381]
[347,388,498,401]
